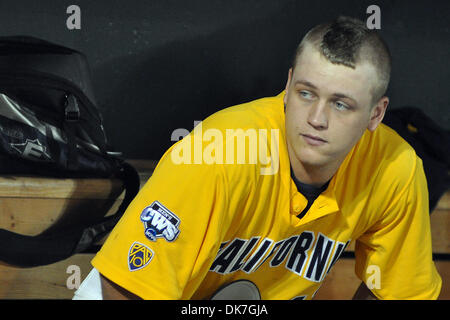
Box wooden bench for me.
[0,160,448,299]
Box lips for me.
[302,134,327,142]
[301,134,327,146]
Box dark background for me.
[1,0,449,160]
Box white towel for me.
[72,267,103,300]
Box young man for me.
[87,16,442,300]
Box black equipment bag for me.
[0,36,140,267]
[383,107,450,213]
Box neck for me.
[291,162,335,187]
[289,152,345,188]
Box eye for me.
[299,90,314,100]
[335,101,350,111]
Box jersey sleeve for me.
[91,137,229,299]
[354,156,442,299]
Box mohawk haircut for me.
[292,16,391,103]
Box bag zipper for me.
[0,70,101,123]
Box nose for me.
[307,100,328,130]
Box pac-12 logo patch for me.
[140,201,181,242]
[128,242,153,271]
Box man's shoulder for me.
[337,124,424,223]
[356,123,420,191]
[374,123,418,167]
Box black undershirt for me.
[290,167,331,219]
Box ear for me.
[284,68,293,106]
[367,96,389,132]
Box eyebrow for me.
[294,80,317,89]
[294,79,358,106]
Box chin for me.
[296,148,330,167]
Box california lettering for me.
[210,232,350,283]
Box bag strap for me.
[0,161,140,267]
[73,162,140,252]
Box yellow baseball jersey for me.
[92,91,442,300]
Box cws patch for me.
[140,201,181,242]
[128,242,153,271]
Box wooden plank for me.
[0,197,122,236]
[0,159,153,237]
[0,253,94,299]
[0,174,125,236]
[429,209,450,254]
[314,258,450,300]
[436,260,450,300]
[0,175,123,200]
[436,192,450,210]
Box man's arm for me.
[352,282,378,300]
[100,274,141,300]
